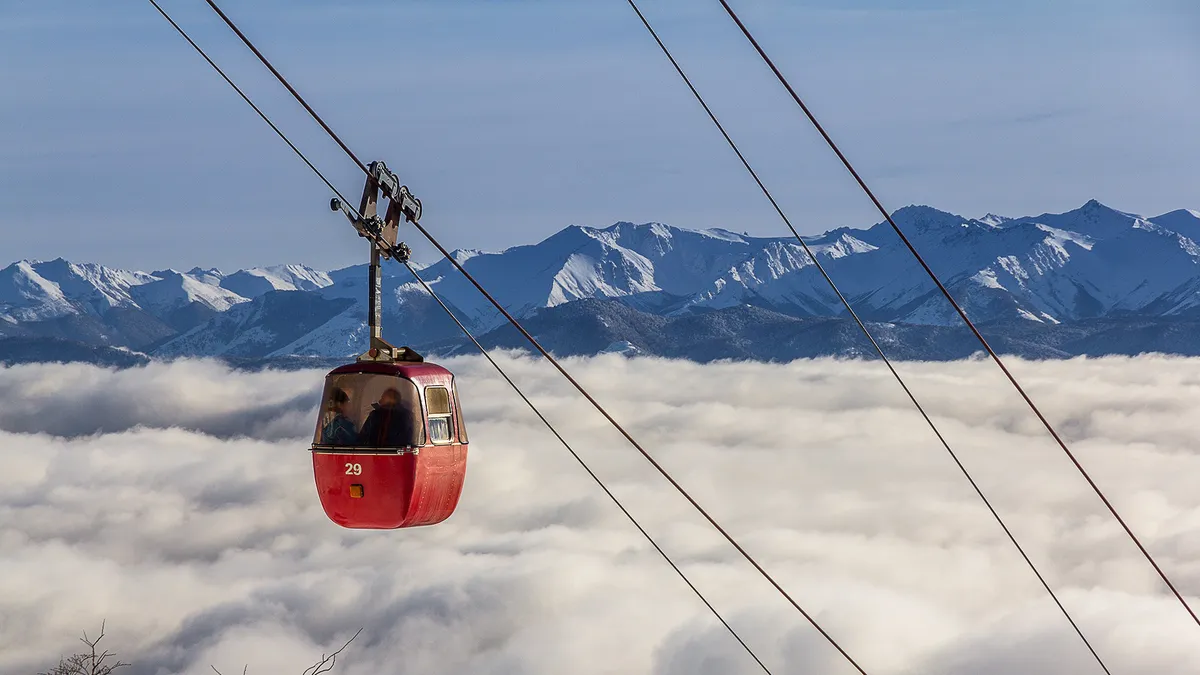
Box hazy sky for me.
[2,0,1198,270]
[2,354,1200,673]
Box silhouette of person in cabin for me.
[358,386,416,447]
[320,387,357,446]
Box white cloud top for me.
[1,354,1198,674]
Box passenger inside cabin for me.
[359,386,416,447]
[320,387,358,445]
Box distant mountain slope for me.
[153,291,354,358]
[3,200,1200,365]
[0,337,150,367]
[468,298,1086,362]
[382,200,1200,336]
[0,260,328,349]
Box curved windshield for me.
[313,373,423,448]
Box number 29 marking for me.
[344,462,362,475]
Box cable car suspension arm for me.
[142,6,777,661]
[178,4,866,669]
[156,2,983,671]
[329,161,422,363]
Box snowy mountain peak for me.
[644,222,673,239]
[0,260,256,334]
[888,205,974,232]
[1010,199,1144,240]
[218,264,331,298]
[0,261,74,322]
[814,233,878,258]
[605,221,674,237]
[5,199,1200,360]
[186,267,225,286]
[700,227,751,243]
[133,271,248,314]
[449,249,484,265]
[1078,199,1136,219]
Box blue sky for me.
[1,0,1197,270]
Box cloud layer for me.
[2,354,1199,674]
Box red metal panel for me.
[403,443,468,526]
[312,452,417,529]
[312,445,468,529]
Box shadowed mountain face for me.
[3,200,1200,364]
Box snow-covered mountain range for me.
[4,200,1200,364]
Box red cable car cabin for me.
[310,360,469,529]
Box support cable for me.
[408,216,868,672]
[146,0,356,212]
[201,0,370,175]
[403,262,774,675]
[617,2,1111,672]
[145,2,775,671]
[183,2,872,671]
[711,0,1199,630]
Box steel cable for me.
[188,1,872,670]
[146,1,775,671]
[711,0,1199,631]
[404,262,775,675]
[617,1,1113,671]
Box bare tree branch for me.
[209,627,363,675]
[301,628,363,675]
[40,621,129,675]
[47,622,363,675]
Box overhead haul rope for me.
[145,1,775,671]
[710,0,1200,630]
[403,262,773,675]
[618,1,1112,672]
[199,0,370,176]
[144,0,353,210]
[404,230,870,674]
[178,1,872,671]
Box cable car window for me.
[426,386,451,415]
[428,417,451,444]
[425,386,453,444]
[314,374,424,448]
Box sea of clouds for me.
[1,353,1199,675]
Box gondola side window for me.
[314,374,424,448]
[425,386,453,444]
